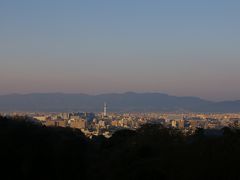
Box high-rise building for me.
[104,102,107,117]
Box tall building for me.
[104,102,107,117]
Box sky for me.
[0,0,240,101]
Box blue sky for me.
[0,0,240,100]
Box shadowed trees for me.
[0,116,240,180]
[0,116,90,180]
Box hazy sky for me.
[0,0,240,101]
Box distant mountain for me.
[0,92,239,112]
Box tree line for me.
[0,116,240,180]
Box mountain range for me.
[0,92,239,112]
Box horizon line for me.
[0,91,239,102]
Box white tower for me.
[103,102,107,117]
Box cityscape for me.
[2,103,240,138]
[1,0,240,179]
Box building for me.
[70,119,87,129]
[44,120,68,127]
[178,120,185,129]
[171,120,177,128]
[34,116,47,122]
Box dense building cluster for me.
[1,104,240,138]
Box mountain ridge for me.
[0,92,239,112]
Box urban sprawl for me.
[1,103,240,138]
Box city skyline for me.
[1,0,240,100]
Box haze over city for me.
[1,0,240,101]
